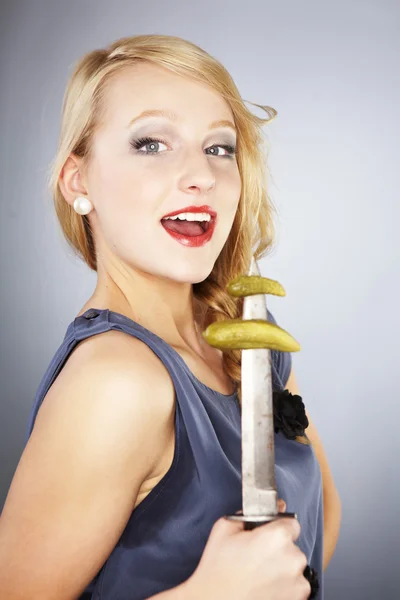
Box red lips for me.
[160,205,217,247]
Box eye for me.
[205,144,236,158]
[130,136,168,154]
[130,137,236,158]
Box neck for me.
[89,263,208,357]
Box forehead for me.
[101,61,234,128]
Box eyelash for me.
[130,136,237,158]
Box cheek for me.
[213,169,241,244]
[222,164,242,212]
[90,157,170,222]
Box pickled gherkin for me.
[202,319,300,352]
[227,275,286,298]
[202,270,300,352]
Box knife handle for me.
[226,512,319,599]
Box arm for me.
[0,331,177,599]
[285,367,342,571]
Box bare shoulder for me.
[61,326,173,392]
[0,329,175,599]
[37,327,176,464]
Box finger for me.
[269,515,301,542]
[213,516,244,537]
[277,498,287,513]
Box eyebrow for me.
[127,109,237,132]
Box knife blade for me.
[226,255,319,598]
[226,255,289,524]
[240,255,279,520]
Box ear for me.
[59,154,89,208]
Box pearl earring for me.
[73,196,93,215]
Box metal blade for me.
[241,256,278,517]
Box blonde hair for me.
[48,34,279,401]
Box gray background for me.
[1,1,399,598]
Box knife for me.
[226,256,319,598]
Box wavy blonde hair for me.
[48,34,279,401]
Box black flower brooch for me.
[273,389,309,442]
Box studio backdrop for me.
[1,1,399,599]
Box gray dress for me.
[26,307,324,599]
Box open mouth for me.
[160,217,211,237]
[160,214,216,247]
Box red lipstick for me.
[161,205,217,247]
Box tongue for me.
[162,219,204,237]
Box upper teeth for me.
[163,212,211,222]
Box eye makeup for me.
[130,136,167,153]
[129,135,237,157]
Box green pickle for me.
[202,319,300,352]
[227,275,286,297]
[202,273,300,352]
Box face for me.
[85,62,242,284]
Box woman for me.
[0,34,340,599]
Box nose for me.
[178,149,216,195]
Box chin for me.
[165,260,215,285]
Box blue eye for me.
[206,144,236,157]
[130,137,167,154]
[129,137,236,157]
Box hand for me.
[184,503,311,600]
